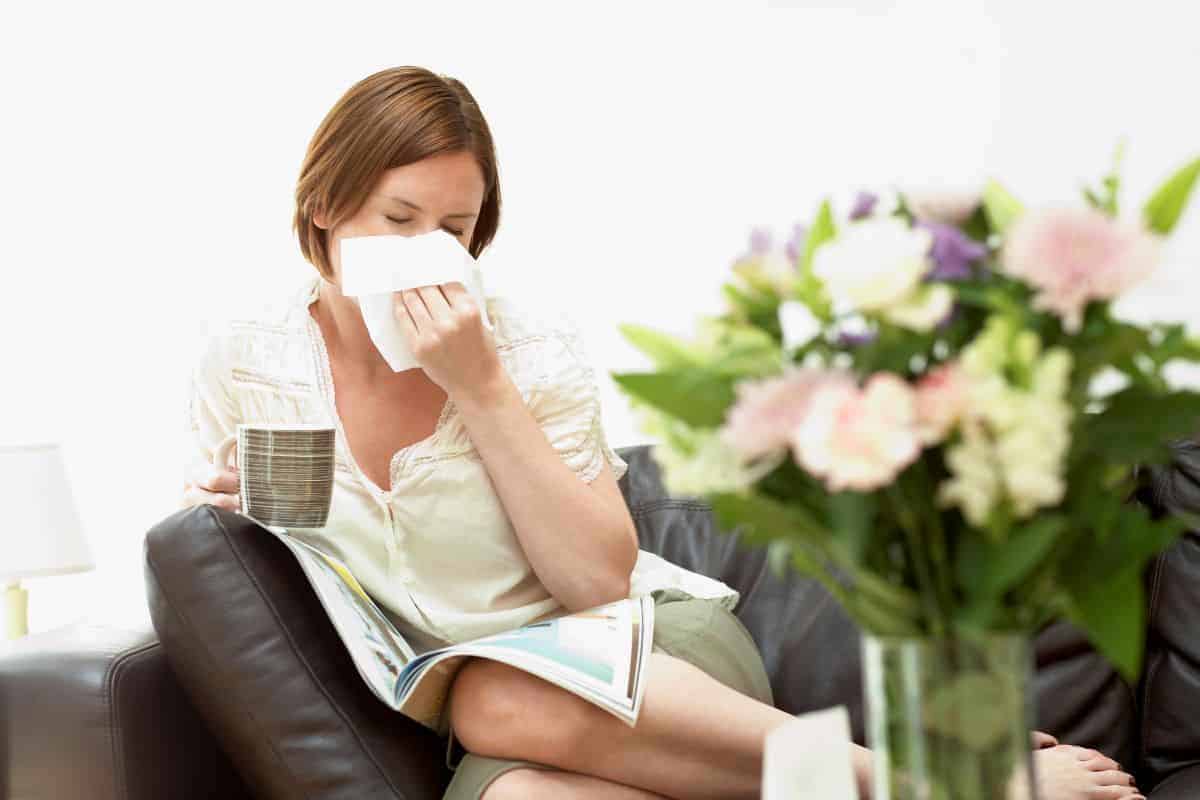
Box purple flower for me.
[784,222,808,263]
[849,191,878,220]
[836,330,878,347]
[749,226,772,255]
[918,220,987,281]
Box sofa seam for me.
[105,638,161,799]
[630,498,712,519]
[205,505,411,798]
[1140,551,1170,773]
[145,544,306,797]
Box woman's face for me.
[314,149,486,286]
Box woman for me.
[181,66,1143,800]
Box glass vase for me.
[862,633,1037,800]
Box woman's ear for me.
[312,206,329,230]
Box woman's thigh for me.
[439,589,775,800]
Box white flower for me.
[812,217,947,332]
[904,186,983,225]
[778,300,821,351]
[881,284,955,331]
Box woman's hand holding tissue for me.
[392,281,504,401]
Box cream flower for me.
[904,187,982,226]
[937,317,1075,525]
[637,403,783,496]
[790,372,922,492]
[1001,207,1160,333]
[938,419,1002,527]
[812,217,949,332]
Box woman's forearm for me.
[450,367,638,613]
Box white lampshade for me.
[0,441,94,581]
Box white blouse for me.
[185,275,740,655]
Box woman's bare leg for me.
[483,767,671,800]
[451,651,873,800]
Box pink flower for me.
[720,368,851,460]
[914,362,969,445]
[1001,207,1160,333]
[790,372,921,492]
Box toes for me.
[1084,755,1121,772]
[1086,786,1140,799]
[1032,730,1059,749]
[1090,770,1136,787]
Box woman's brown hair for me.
[293,66,502,281]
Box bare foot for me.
[1032,730,1059,749]
[1035,745,1144,800]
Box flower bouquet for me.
[612,148,1200,799]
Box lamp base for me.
[5,580,28,639]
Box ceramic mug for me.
[211,423,336,528]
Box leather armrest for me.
[1148,764,1200,799]
[0,620,250,800]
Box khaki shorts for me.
[439,587,775,800]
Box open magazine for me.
[255,522,655,737]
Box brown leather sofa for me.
[2,443,1199,799]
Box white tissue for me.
[338,232,492,372]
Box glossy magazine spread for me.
[262,523,655,736]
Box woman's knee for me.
[448,658,585,762]
[480,767,558,800]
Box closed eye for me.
[386,217,464,237]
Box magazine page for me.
[261,527,416,709]
[395,595,655,734]
[257,523,655,733]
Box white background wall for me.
[2,0,1197,634]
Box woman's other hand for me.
[181,446,240,512]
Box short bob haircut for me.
[293,66,502,282]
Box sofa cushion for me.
[144,504,450,800]
[0,622,253,800]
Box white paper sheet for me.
[763,705,860,800]
[338,233,492,372]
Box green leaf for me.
[829,491,877,563]
[982,179,1024,234]
[796,199,836,321]
[1143,155,1200,235]
[1064,568,1145,681]
[709,489,923,626]
[611,369,736,428]
[616,323,701,369]
[956,515,1066,600]
[1059,502,1185,588]
[1074,388,1200,466]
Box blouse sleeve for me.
[184,329,240,475]
[529,318,629,485]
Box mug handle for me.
[212,432,239,473]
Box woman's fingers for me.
[181,484,240,512]
[185,458,239,494]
